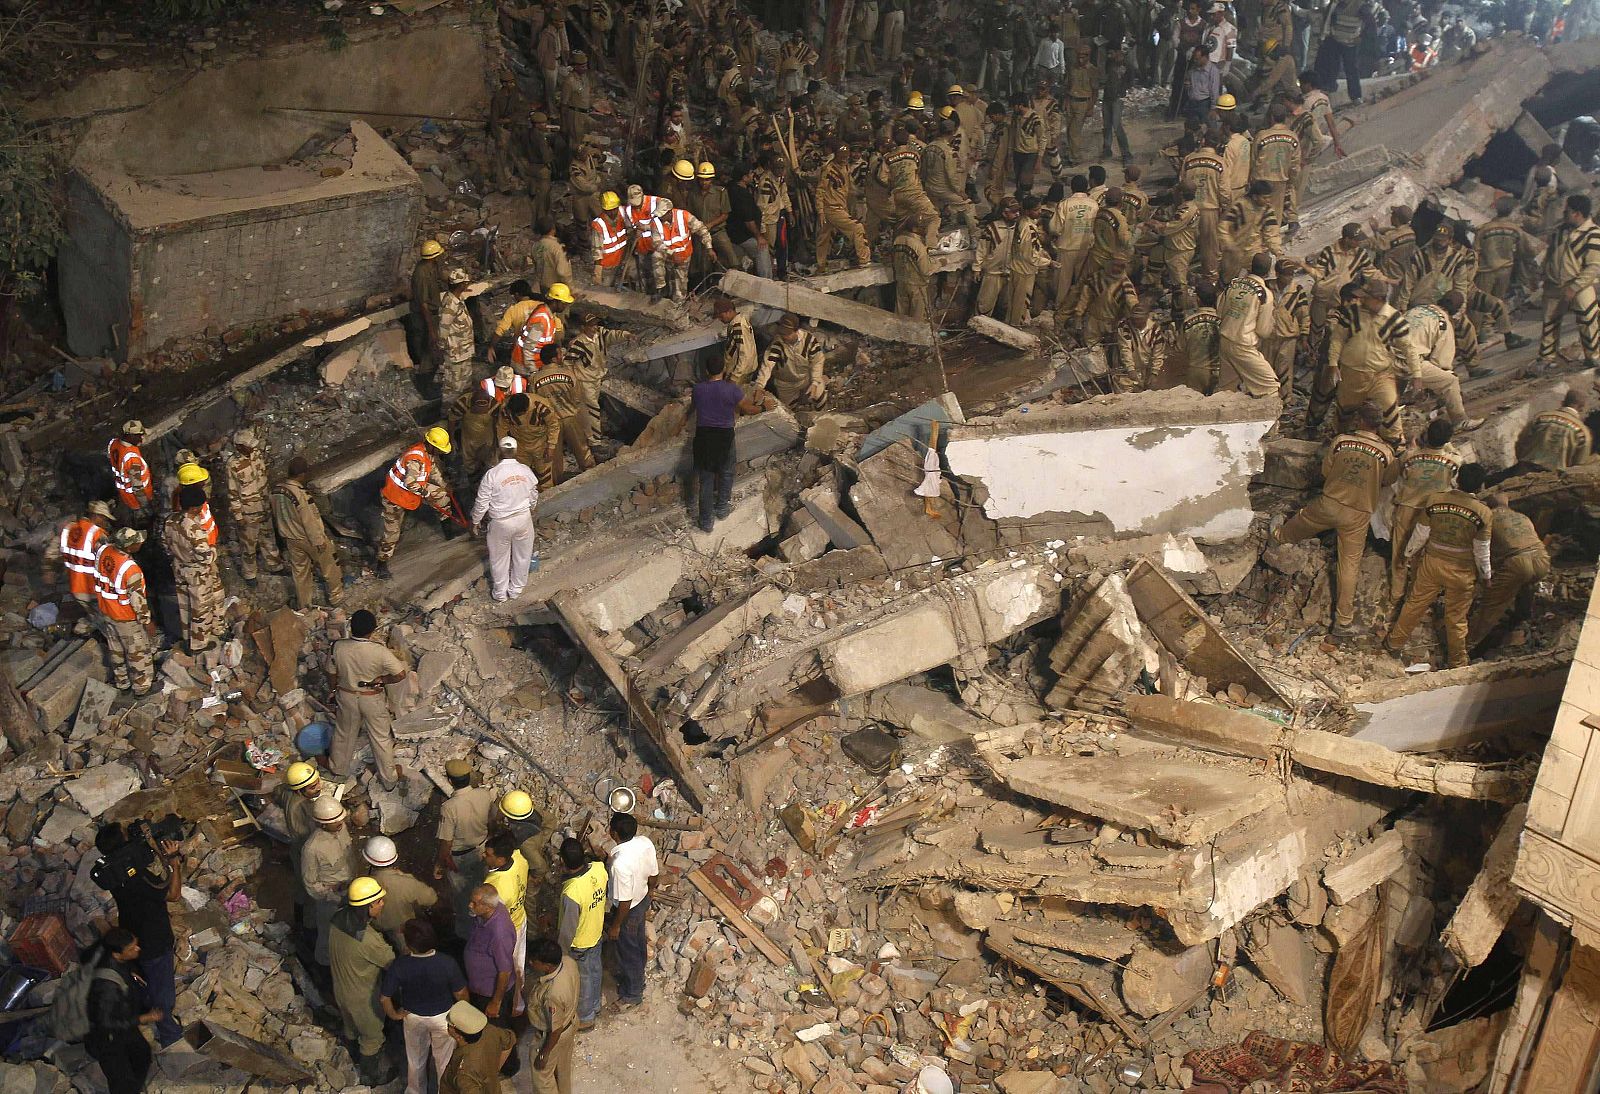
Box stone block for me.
[66,763,141,818]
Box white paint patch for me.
[982,566,1045,630]
[945,419,1275,538]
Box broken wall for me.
[943,390,1278,542]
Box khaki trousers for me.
[1275,494,1369,628]
[1389,501,1422,597]
[1196,208,1220,277]
[235,512,283,580]
[1540,284,1600,361]
[816,207,870,270]
[1389,549,1478,667]
[103,616,155,692]
[1468,548,1549,648]
[550,416,595,484]
[284,536,343,609]
[1413,362,1466,421]
[332,688,397,786]
[1006,269,1039,326]
[976,270,1009,317]
[529,1028,576,1094]
[1053,245,1091,306]
[1336,370,1403,446]
[1219,339,1280,397]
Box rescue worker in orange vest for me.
[46,500,114,608]
[481,366,529,403]
[376,428,456,579]
[108,420,154,522]
[590,191,631,288]
[173,462,219,547]
[652,198,716,301]
[621,185,670,292]
[512,284,573,371]
[163,483,227,655]
[95,527,157,694]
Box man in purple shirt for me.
[690,355,764,533]
[1183,45,1221,124]
[462,886,518,1028]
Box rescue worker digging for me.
[377,427,458,580]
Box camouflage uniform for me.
[224,442,284,581]
[437,290,478,406]
[163,508,227,651]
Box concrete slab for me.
[66,763,143,818]
[719,270,936,346]
[577,550,686,634]
[857,392,965,462]
[24,641,107,729]
[1346,656,1568,751]
[71,678,120,742]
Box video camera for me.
[90,814,187,892]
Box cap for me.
[121,419,146,435]
[421,240,445,259]
[363,836,399,867]
[500,789,536,820]
[655,198,674,214]
[626,184,644,203]
[494,365,516,389]
[445,758,473,779]
[499,436,518,450]
[174,449,197,466]
[87,500,115,520]
[233,426,259,447]
[671,158,695,180]
[572,50,588,65]
[696,161,716,179]
[470,390,495,409]
[177,463,209,486]
[113,528,145,550]
[312,796,347,823]
[778,312,801,331]
[285,761,320,791]
[1360,274,1396,295]
[347,877,386,907]
[446,266,471,285]
[447,1001,488,1035]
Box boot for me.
[374,561,393,579]
[1504,332,1533,350]
[358,1051,396,1085]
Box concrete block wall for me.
[56,173,134,359]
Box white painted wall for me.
[945,419,1276,540]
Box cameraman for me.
[93,822,183,1047]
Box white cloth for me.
[608,835,659,905]
[402,1010,455,1094]
[510,917,528,1016]
[487,510,536,601]
[471,458,539,524]
[913,445,942,498]
[1034,37,1064,72]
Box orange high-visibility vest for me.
[513,305,559,367]
[59,519,107,598]
[592,214,630,268]
[94,545,143,622]
[481,374,528,402]
[381,444,433,510]
[658,207,695,264]
[169,490,220,546]
[108,439,152,509]
[621,198,665,254]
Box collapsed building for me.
[0,8,1599,1094]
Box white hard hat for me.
[312,796,347,823]
[363,835,398,867]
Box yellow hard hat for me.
[938,105,954,119]
[285,762,320,791]
[424,426,452,454]
[177,463,209,486]
[907,92,925,109]
[347,877,387,907]
[947,84,965,96]
[697,161,716,179]
[1263,37,1279,51]
[600,190,621,211]
[500,790,535,821]
[1216,93,1237,111]
[547,282,574,304]
[671,158,695,180]
[421,240,444,259]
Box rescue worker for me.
[1395,220,1479,311]
[1219,181,1281,283]
[412,240,446,376]
[1372,206,1416,279]
[1249,104,1300,225]
[1008,92,1044,195]
[529,344,594,484]
[282,761,325,935]
[435,267,478,406]
[1474,196,1536,332]
[482,366,529,404]
[1149,182,1202,294]
[270,457,345,609]
[749,154,793,259]
[330,877,398,1086]
[1220,115,1252,211]
[1007,195,1054,327]
[222,427,284,585]
[1181,133,1225,278]
[1180,281,1224,392]
[439,1002,516,1092]
[107,420,154,523]
[948,85,986,178]
[1388,418,1462,598]
[1468,494,1552,653]
[1385,462,1493,669]
[497,392,557,485]
[363,836,441,944]
[556,839,608,1030]
[921,120,973,240]
[816,145,872,273]
[1269,402,1398,638]
[1403,293,1482,429]
[756,313,828,408]
[1517,391,1592,471]
[513,284,572,373]
[330,608,408,789]
[1262,257,1310,399]
[525,939,579,1094]
[1063,42,1099,166]
[714,297,760,388]
[450,389,501,494]
[163,484,226,655]
[891,219,934,318]
[497,790,553,880]
[1050,175,1100,305]
[559,52,593,149]
[1218,253,1281,398]
[688,162,739,271]
[1311,274,1415,446]
[1536,194,1600,371]
[886,126,939,246]
[302,795,356,966]
[570,142,608,239]
[95,527,156,694]
[976,198,1020,318]
[565,312,623,450]
[1088,190,1134,283]
[1113,299,1174,392]
[1118,165,1149,226]
[653,197,715,300]
[1306,222,1375,337]
[471,437,540,603]
[376,428,456,579]
[590,191,632,287]
[436,758,497,940]
[532,221,574,299]
[49,500,113,609]
[490,282,541,365]
[1064,257,1140,348]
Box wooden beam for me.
[1442,804,1528,967]
[719,269,936,345]
[686,867,789,964]
[551,590,710,811]
[1125,693,1531,803]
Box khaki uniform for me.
[497,396,559,484]
[1050,194,1099,304]
[558,68,592,148]
[975,219,1016,317]
[525,956,580,1094]
[1150,199,1200,291]
[953,98,986,177]
[1395,241,1478,312]
[1179,307,1222,393]
[1009,107,1044,191]
[439,784,496,936]
[568,153,606,237]
[331,636,406,784]
[1469,507,1551,647]
[1275,431,1397,628]
[1519,406,1592,470]
[1087,205,1133,276]
[751,167,791,239]
[886,144,939,246]
[1220,133,1251,211]
[530,367,594,482]
[270,478,343,609]
[722,313,759,387]
[532,236,574,296]
[921,138,975,238]
[1539,216,1600,363]
[1064,62,1099,164]
[1389,489,1492,667]
[1114,317,1172,392]
[1474,216,1529,313]
[815,157,870,271]
[1307,241,1375,331]
[1321,303,1417,445]
[687,183,739,269]
[1181,149,1224,277]
[1249,124,1300,223]
[223,447,283,581]
[1262,278,1310,398]
[863,151,895,243]
[450,395,500,483]
[438,291,478,406]
[1006,216,1052,327]
[1218,274,1279,397]
[162,509,226,651]
[891,231,933,318]
[1219,198,1281,283]
[1402,303,1466,422]
[282,788,320,916]
[301,826,356,965]
[1065,270,1139,343]
[371,866,440,936]
[328,910,395,1058]
[1388,441,1462,595]
[565,328,621,449]
[439,1025,517,1094]
[1373,225,1417,280]
[757,331,827,408]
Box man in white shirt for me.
[470,436,539,602]
[1033,31,1065,79]
[605,812,658,1007]
[1206,3,1237,65]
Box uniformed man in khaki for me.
[564,312,625,450]
[1270,403,1398,637]
[1388,418,1462,598]
[362,835,441,944]
[1249,105,1301,225]
[885,125,940,246]
[1050,176,1100,304]
[1218,253,1281,398]
[756,313,828,408]
[1395,224,1479,312]
[1518,391,1593,471]
[1219,182,1281,285]
[1262,258,1311,399]
[1306,223,1375,341]
[1372,206,1416,279]
[281,761,326,933]
[976,198,1020,317]
[302,795,357,965]
[271,457,345,608]
[1475,196,1537,324]
[891,220,934,318]
[1468,494,1552,653]
[921,119,976,240]
[1536,194,1600,370]
[815,145,871,272]
[1385,462,1493,669]
[714,297,759,388]
[1086,190,1133,277]
[1063,257,1139,347]
[1319,274,1416,446]
[330,609,409,789]
[435,758,497,939]
[1179,281,1224,394]
[1402,293,1481,429]
[1005,195,1054,326]
[524,939,579,1094]
[558,52,593,150]
[1063,42,1099,166]
[529,343,595,484]
[688,162,739,271]
[223,427,284,584]
[163,483,226,654]
[437,268,479,406]
[330,877,397,1085]
[1181,135,1225,280]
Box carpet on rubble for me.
[1182,1030,1408,1093]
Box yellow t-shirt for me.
[485,850,529,930]
[561,861,608,949]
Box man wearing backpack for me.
[93,823,183,1048]
[71,927,164,1093]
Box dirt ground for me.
[568,995,747,1094]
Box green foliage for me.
[0,106,64,293]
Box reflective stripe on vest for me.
[515,306,558,361]
[659,208,693,263]
[621,199,662,253]
[481,375,528,402]
[108,440,150,506]
[592,215,629,267]
[94,547,141,622]
[562,861,609,949]
[381,444,432,510]
[61,521,106,596]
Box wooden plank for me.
[551,590,710,812]
[686,867,789,965]
[718,269,936,345]
[1489,911,1565,1093]
[1442,804,1528,967]
[1323,829,1409,905]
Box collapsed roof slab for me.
[1342,651,1570,752]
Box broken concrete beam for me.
[854,683,991,744]
[1240,918,1316,1006]
[71,677,119,741]
[967,315,1041,352]
[718,270,936,346]
[1343,652,1568,751]
[1120,940,1212,1018]
[1045,573,1148,712]
[943,389,1278,540]
[188,1021,312,1083]
[600,376,669,420]
[799,249,973,294]
[788,545,891,591]
[66,763,142,818]
[575,549,686,634]
[1259,436,1323,490]
[571,284,685,329]
[618,307,785,365]
[637,585,785,680]
[1125,693,1530,803]
[857,392,964,462]
[800,489,872,551]
[23,640,107,729]
[848,439,974,572]
[1442,803,1528,968]
[1322,829,1409,904]
[1511,112,1591,194]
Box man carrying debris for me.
[439,1001,517,1093]
[377,428,457,580]
[271,457,345,608]
[437,268,479,406]
[1385,462,1493,669]
[525,937,580,1094]
[221,427,284,586]
[94,527,156,695]
[364,835,441,945]
[412,240,447,376]
[1536,194,1600,372]
[47,499,113,609]
[471,437,540,603]
[1388,418,1462,599]
[437,759,498,940]
[162,484,226,656]
[107,420,154,524]
[1218,253,1281,399]
[330,877,397,1086]
[301,795,357,966]
[1269,402,1398,639]
[605,811,658,1009]
[1402,293,1482,431]
[756,313,828,409]
[330,609,409,789]
[1468,494,1552,654]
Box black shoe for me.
[1505,332,1533,350]
[375,561,393,579]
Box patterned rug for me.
[1183,1031,1408,1093]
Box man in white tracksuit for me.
[470,437,539,602]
